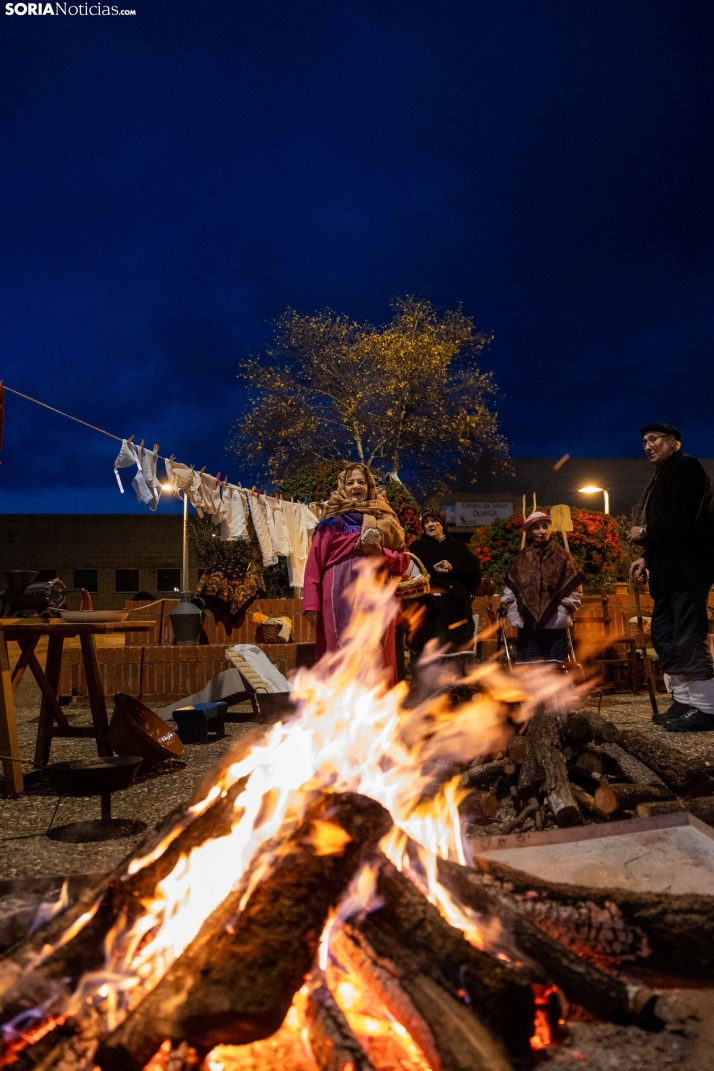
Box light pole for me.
[162,485,191,594]
[579,485,610,514]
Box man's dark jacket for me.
[408,532,482,601]
[642,451,714,594]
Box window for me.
[157,568,181,593]
[35,570,57,583]
[74,569,98,592]
[115,569,140,593]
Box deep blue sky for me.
[1,0,713,512]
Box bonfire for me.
[0,562,670,1071]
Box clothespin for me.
[138,439,145,450]
[198,466,206,475]
[215,472,221,482]
[153,444,160,454]
[127,435,135,444]
[250,485,256,494]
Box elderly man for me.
[629,423,714,731]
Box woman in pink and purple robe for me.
[303,464,409,685]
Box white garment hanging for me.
[264,496,291,557]
[164,459,195,494]
[220,485,249,542]
[248,493,278,567]
[282,500,318,589]
[114,440,162,511]
[198,473,222,521]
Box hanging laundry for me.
[248,492,278,567]
[197,472,223,521]
[282,499,318,589]
[114,440,162,510]
[220,485,249,542]
[164,459,195,494]
[264,495,291,557]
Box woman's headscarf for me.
[321,463,405,551]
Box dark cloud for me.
[0,0,713,511]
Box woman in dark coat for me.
[409,507,481,655]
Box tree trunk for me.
[619,728,713,797]
[95,794,391,1070]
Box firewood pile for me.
[459,707,714,834]
[2,776,706,1071]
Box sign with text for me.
[443,501,513,527]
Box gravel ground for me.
[0,677,260,882]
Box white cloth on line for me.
[248,493,278,567]
[220,485,249,541]
[227,644,290,693]
[114,440,162,511]
[281,500,318,589]
[264,496,291,557]
[164,459,195,494]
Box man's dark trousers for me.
[650,587,714,680]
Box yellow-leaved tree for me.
[233,296,508,490]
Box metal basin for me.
[44,755,142,797]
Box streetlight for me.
[579,485,610,514]
[161,484,190,593]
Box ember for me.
[0,562,665,1071]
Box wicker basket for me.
[259,622,283,643]
[396,554,430,601]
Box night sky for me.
[1,0,713,513]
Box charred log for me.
[95,794,391,1070]
[354,856,535,1058]
[468,856,714,975]
[437,857,651,1024]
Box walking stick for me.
[633,576,659,717]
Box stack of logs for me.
[460,708,714,832]
[4,782,707,1071]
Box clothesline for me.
[2,383,320,586]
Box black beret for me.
[640,422,682,442]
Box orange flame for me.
[23,562,584,1052]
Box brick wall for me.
[0,515,198,609]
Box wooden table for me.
[0,619,152,795]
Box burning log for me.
[527,709,579,827]
[0,731,264,1025]
[466,856,714,976]
[619,728,713,798]
[352,856,535,1058]
[331,924,514,1071]
[437,858,658,1025]
[95,793,391,1070]
[594,782,675,815]
[306,977,377,1071]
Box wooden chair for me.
[572,595,640,693]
